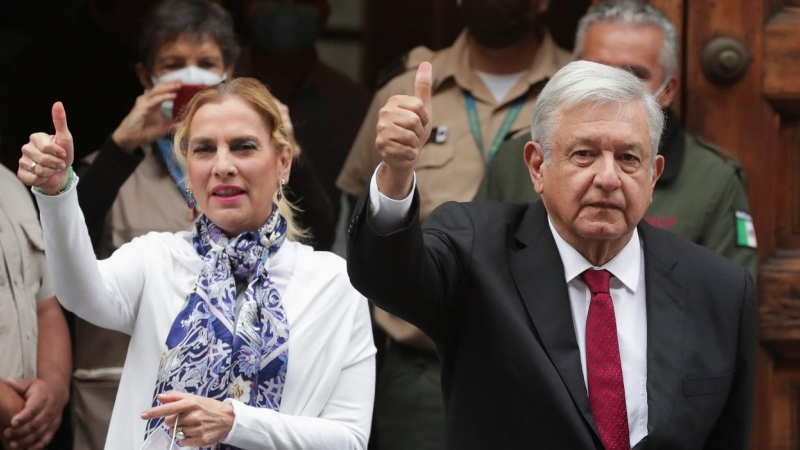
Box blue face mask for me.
[249,2,320,58]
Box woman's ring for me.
[175,426,185,440]
[29,161,37,173]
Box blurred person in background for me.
[477,0,757,279]
[0,164,71,450]
[224,0,370,248]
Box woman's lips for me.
[211,186,245,204]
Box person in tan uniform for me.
[336,0,571,448]
[0,164,71,450]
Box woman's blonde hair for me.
[172,77,308,242]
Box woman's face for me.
[185,97,292,236]
[147,33,228,82]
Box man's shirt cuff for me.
[368,163,416,233]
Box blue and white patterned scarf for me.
[144,207,290,448]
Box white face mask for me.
[151,66,226,119]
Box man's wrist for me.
[377,164,414,200]
[40,376,70,408]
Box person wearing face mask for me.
[221,0,370,250]
[336,1,570,449]
[476,0,757,280]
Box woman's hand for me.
[141,392,235,447]
[111,81,181,152]
[18,102,73,195]
[274,99,301,156]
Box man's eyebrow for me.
[565,137,646,152]
[565,137,597,148]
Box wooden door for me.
[647,0,800,447]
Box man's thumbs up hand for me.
[375,62,434,200]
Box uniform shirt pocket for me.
[417,140,455,170]
[683,373,733,397]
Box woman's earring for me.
[186,187,196,210]
[276,179,286,202]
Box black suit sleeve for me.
[703,268,756,449]
[75,137,144,248]
[346,185,473,341]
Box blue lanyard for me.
[464,92,525,165]
[150,138,200,218]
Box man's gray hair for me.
[574,0,679,81]
[530,60,665,170]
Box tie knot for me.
[581,269,612,294]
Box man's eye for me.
[574,150,592,158]
[620,154,640,162]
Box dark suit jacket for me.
[347,190,755,449]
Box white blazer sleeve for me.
[221,298,376,449]
[34,180,143,334]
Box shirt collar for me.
[547,216,642,293]
[435,30,566,103]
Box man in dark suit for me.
[346,60,755,449]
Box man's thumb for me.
[414,62,433,108]
[51,101,70,138]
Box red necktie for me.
[581,269,630,450]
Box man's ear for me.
[136,63,153,90]
[651,154,665,188]
[524,141,546,194]
[659,76,680,108]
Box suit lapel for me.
[639,223,688,445]
[509,202,601,440]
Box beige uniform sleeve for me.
[15,198,55,303]
[33,246,55,303]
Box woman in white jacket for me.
[17,77,375,450]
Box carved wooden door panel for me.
[647,0,800,448]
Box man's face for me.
[528,101,664,249]
[579,22,677,108]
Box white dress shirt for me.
[368,166,648,447]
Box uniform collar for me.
[434,31,568,106]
